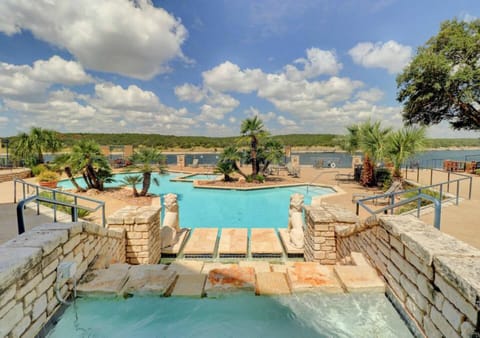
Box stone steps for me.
[77,254,385,298]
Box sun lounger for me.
[286,162,300,178]
[191,158,199,168]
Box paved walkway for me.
[1,166,479,249]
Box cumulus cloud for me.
[175,84,205,102]
[202,61,264,93]
[284,48,342,81]
[0,56,93,101]
[277,115,297,127]
[348,40,412,73]
[92,83,160,111]
[355,88,384,102]
[0,0,188,79]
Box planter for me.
[39,181,58,188]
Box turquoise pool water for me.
[180,173,220,181]
[58,173,335,228]
[47,293,413,337]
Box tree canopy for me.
[397,19,480,131]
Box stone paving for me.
[76,255,386,298]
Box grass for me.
[395,186,445,214]
[38,191,90,218]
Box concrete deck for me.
[182,228,218,258]
[218,228,248,258]
[250,228,283,258]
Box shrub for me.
[32,164,48,176]
[475,169,480,175]
[375,167,392,187]
[36,170,59,182]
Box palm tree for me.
[214,161,235,182]
[259,139,284,175]
[68,140,112,191]
[219,146,247,178]
[341,124,360,155]
[240,116,267,176]
[386,126,426,178]
[11,127,62,167]
[121,175,142,197]
[129,147,164,196]
[53,153,85,192]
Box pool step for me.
[182,228,218,259]
[77,255,384,298]
[250,229,283,258]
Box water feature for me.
[46,293,413,338]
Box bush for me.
[475,169,480,175]
[32,164,48,176]
[36,170,59,182]
[375,167,392,187]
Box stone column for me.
[107,205,161,264]
[352,155,362,169]
[291,155,300,167]
[304,204,359,264]
[177,154,185,168]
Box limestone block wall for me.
[0,221,125,338]
[304,204,359,264]
[336,214,480,338]
[107,206,161,264]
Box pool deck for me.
[1,166,479,250]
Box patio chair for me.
[352,180,403,203]
[286,162,301,178]
[191,158,199,168]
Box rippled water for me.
[47,293,413,338]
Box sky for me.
[0,0,479,138]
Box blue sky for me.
[0,0,478,137]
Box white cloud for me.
[348,40,412,73]
[31,56,93,85]
[284,48,342,81]
[0,56,93,101]
[355,88,384,102]
[277,115,297,127]
[0,0,188,80]
[93,83,160,111]
[244,107,276,121]
[202,61,264,93]
[174,84,205,102]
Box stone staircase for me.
[77,252,385,298]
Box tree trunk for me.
[65,166,85,192]
[132,185,139,197]
[83,172,93,189]
[140,172,151,196]
[86,164,100,189]
[251,137,257,176]
[360,155,375,187]
[233,162,248,178]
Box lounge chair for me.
[286,162,301,178]
[352,180,403,204]
[191,158,199,168]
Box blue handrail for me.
[356,192,441,229]
[14,178,106,233]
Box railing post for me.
[71,207,78,222]
[53,190,57,222]
[22,184,26,207]
[430,169,433,185]
[390,194,394,214]
[434,201,441,230]
[469,176,472,200]
[456,181,460,206]
[447,171,451,193]
[416,167,420,182]
[439,184,443,209]
[36,186,40,215]
[404,166,408,180]
[14,179,17,203]
[16,203,26,234]
[102,204,106,227]
[356,202,359,216]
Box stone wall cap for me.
[0,246,42,289]
[379,215,429,237]
[304,204,359,224]
[433,255,480,307]
[31,222,83,238]
[400,228,480,265]
[3,229,68,256]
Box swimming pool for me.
[46,293,413,337]
[58,173,335,228]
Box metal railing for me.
[356,192,442,229]
[404,168,473,200]
[14,178,106,234]
[306,170,339,193]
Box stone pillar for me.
[124,145,134,158]
[288,193,304,249]
[177,154,185,168]
[352,155,362,169]
[304,204,359,264]
[100,145,110,157]
[291,155,300,167]
[107,205,161,264]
